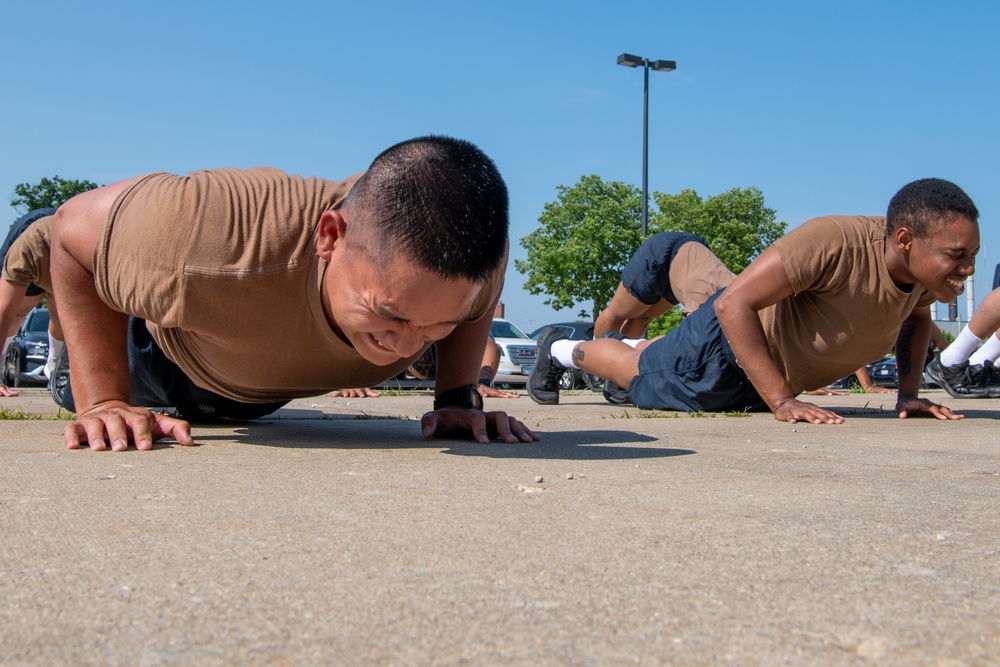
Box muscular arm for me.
[51,190,132,414]
[714,246,844,424]
[51,178,193,449]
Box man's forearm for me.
[51,250,132,412]
[895,314,931,398]
[715,296,795,411]
[0,280,26,338]
[593,310,624,339]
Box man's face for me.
[319,222,481,365]
[903,214,980,302]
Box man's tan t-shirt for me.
[95,167,504,403]
[759,215,937,394]
[2,215,54,293]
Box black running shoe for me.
[528,327,568,405]
[599,331,633,405]
[926,356,989,398]
[981,359,1000,399]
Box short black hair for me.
[887,178,979,237]
[344,135,509,282]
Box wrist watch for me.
[478,377,495,388]
[434,384,484,411]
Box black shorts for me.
[621,232,709,305]
[629,290,767,413]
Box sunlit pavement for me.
[2,387,997,665]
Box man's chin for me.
[934,287,964,302]
[353,335,403,366]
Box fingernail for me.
[139,439,152,449]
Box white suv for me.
[490,319,537,387]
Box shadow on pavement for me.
[191,420,693,460]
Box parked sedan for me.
[529,322,601,390]
[2,307,49,387]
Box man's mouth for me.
[946,277,966,294]
[370,333,391,352]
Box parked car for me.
[490,319,536,387]
[2,307,50,387]
[827,361,878,390]
[529,322,596,390]
[829,357,898,390]
[870,356,898,388]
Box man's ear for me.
[893,226,914,257]
[317,209,347,261]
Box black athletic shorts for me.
[620,231,709,305]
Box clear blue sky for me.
[3,0,998,334]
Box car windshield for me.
[24,309,50,333]
[491,320,529,339]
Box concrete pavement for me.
[1,386,998,665]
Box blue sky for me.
[3,0,998,334]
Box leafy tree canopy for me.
[517,177,787,330]
[515,175,643,320]
[10,176,100,215]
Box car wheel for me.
[583,372,605,392]
[558,370,574,391]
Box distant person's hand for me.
[421,407,539,444]
[865,385,894,394]
[477,384,519,399]
[805,387,848,396]
[0,384,18,397]
[63,400,194,451]
[331,387,381,398]
[772,398,845,425]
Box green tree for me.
[516,175,643,320]
[651,186,786,273]
[10,176,100,215]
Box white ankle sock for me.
[940,328,984,367]
[550,340,579,369]
[969,333,1000,366]
[47,335,65,364]
[622,338,643,349]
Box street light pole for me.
[617,53,676,238]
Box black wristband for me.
[478,377,494,388]
[434,384,484,411]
